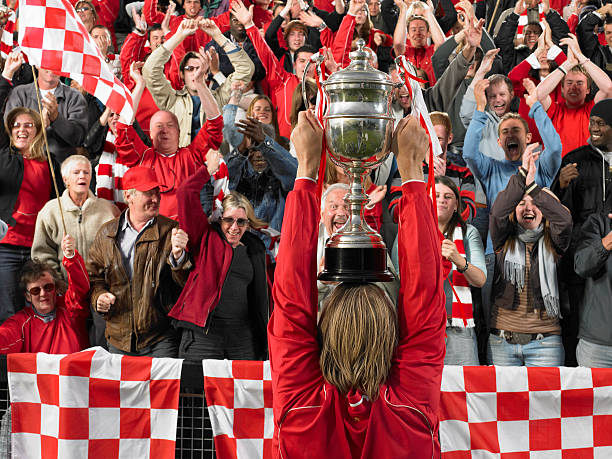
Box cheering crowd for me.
[0,0,609,372]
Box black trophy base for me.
[318,246,394,283]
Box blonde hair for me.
[319,283,398,400]
[221,191,268,230]
[5,107,45,161]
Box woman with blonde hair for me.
[269,110,447,457]
[169,159,269,361]
[0,52,64,324]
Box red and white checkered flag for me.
[17,0,133,123]
[0,9,18,59]
[8,347,183,458]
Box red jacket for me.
[246,24,299,138]
[0,251,90,354]
[168,166,269,355]
[332,14,393,67]
[115,116,223,220]
[269,179,446,458]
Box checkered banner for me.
[0,10,18,60]
[203,359,274,459]
[203,361,612,459]
[8,347,183,458]
[17,0,133,123]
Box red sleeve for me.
[369,28,393,49]
[62,250,90,318]
[319,27,334,48]
[388,181,446,414]
[332,14,356,67]
[211,10,231,34]
[246,24,288,91]
[190,116,223,159]
[143,0,166,25]
[508,59,533,97]
[115,122,150,167]
[120,32,148,88]
[269,179,324,419]
[554,50,567,65]
[0,313,25,354]
[567,14,578,34]
[177,165,212,254]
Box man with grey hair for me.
[86,166,190,356]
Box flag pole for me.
[30,64,67,235]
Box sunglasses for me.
[76,7,92,12]
[183,65,201,72]
[221,217,249,227]
[12,122,34,129]
[27,283,55,296]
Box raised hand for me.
[1,50,22,80]
[522,78,538,107]
[367,185,387,207]
[299,10,323,28]
[129,61,145,86]
[207,47,219,75]
[236,117,266,144]
[230,0,254,28]
[465,17,484,48]
[349,0,367,16]
[292,109,323,180]
[514,0,526,15]
[162,1,176,34]
[475,48,500,78]
[521,142,540,184]
[132,7,147,32]
[199,17,221,37]
[206,148,222,176]
[441,239,462,266]
[61,234,76,258]
[171,228,189,260]
[474,79,490,111]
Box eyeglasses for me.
[27,283,55,296]
[76,7,92,13]
[183,65,200,72]
[221,217,249,227]
[12,122,34,129]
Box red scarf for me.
[449,226,474,328]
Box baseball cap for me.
[122,166,162,192]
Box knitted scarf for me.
[517,4,545,40]
[503,224,560,318]
[449,226,474,328]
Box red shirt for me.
[2,159,51,247]
[547,99,594,157]
[269,180,446,458]
[115,116,223,220]
[402,44,436,86]
[0,252,90,354]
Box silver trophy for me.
[304,40,397,282]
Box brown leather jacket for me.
[86,212,190,352]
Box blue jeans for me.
[487,333,565,366]
[0,244,31,324]
[444,327,479,365]
[576,339,612,368]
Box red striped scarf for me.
[517,5,545,39]
[0,10,17,60]
[449,225,474,328]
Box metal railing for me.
[0,357,217,458]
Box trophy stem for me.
[346,163,373,234]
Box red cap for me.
[122,166,162,192]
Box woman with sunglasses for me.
[0,234,90,354]
[168,160,269,361]
[0,52,63,325]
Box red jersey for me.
[547,99,594,157]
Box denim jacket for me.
[227,136,297,232]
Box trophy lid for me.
[324,39,393,88]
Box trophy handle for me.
[302,53,325,108]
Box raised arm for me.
[393,0,409,56]
[389,115,446,413]
[269,109,325,416]
[61,239,91,316]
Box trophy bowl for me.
[315,40,396,283]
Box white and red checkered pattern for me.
[203,359,274,459]
[8,347,183,459]
[17,0,133,123]
[203,362,612,459]
[440,365,612,458]
[0,10,18,60]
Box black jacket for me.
[0,77,63,227]
[494,10,570,75]
[577,12,612,80]
[574,212,612,346]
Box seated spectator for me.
[488,151,572,366]
[0,235,90,354]
[90,25,121,80]
[536,34,612,156]
[115,62,224,220]
[576,4,612,80]
[0,53,64,324]
[143,18,254,148]
[508,19,566,143]
[87,166,190,357]
[551,98,612,366]
[227,117,297,232]
[436,177,486,365]
[574,211,612,367]
[4,60,88,164]
[393,0,446,85]
[32,154,119,280]
[169,165,269,361]
[493,0,570,74]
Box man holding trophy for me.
[269,42,446,457]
